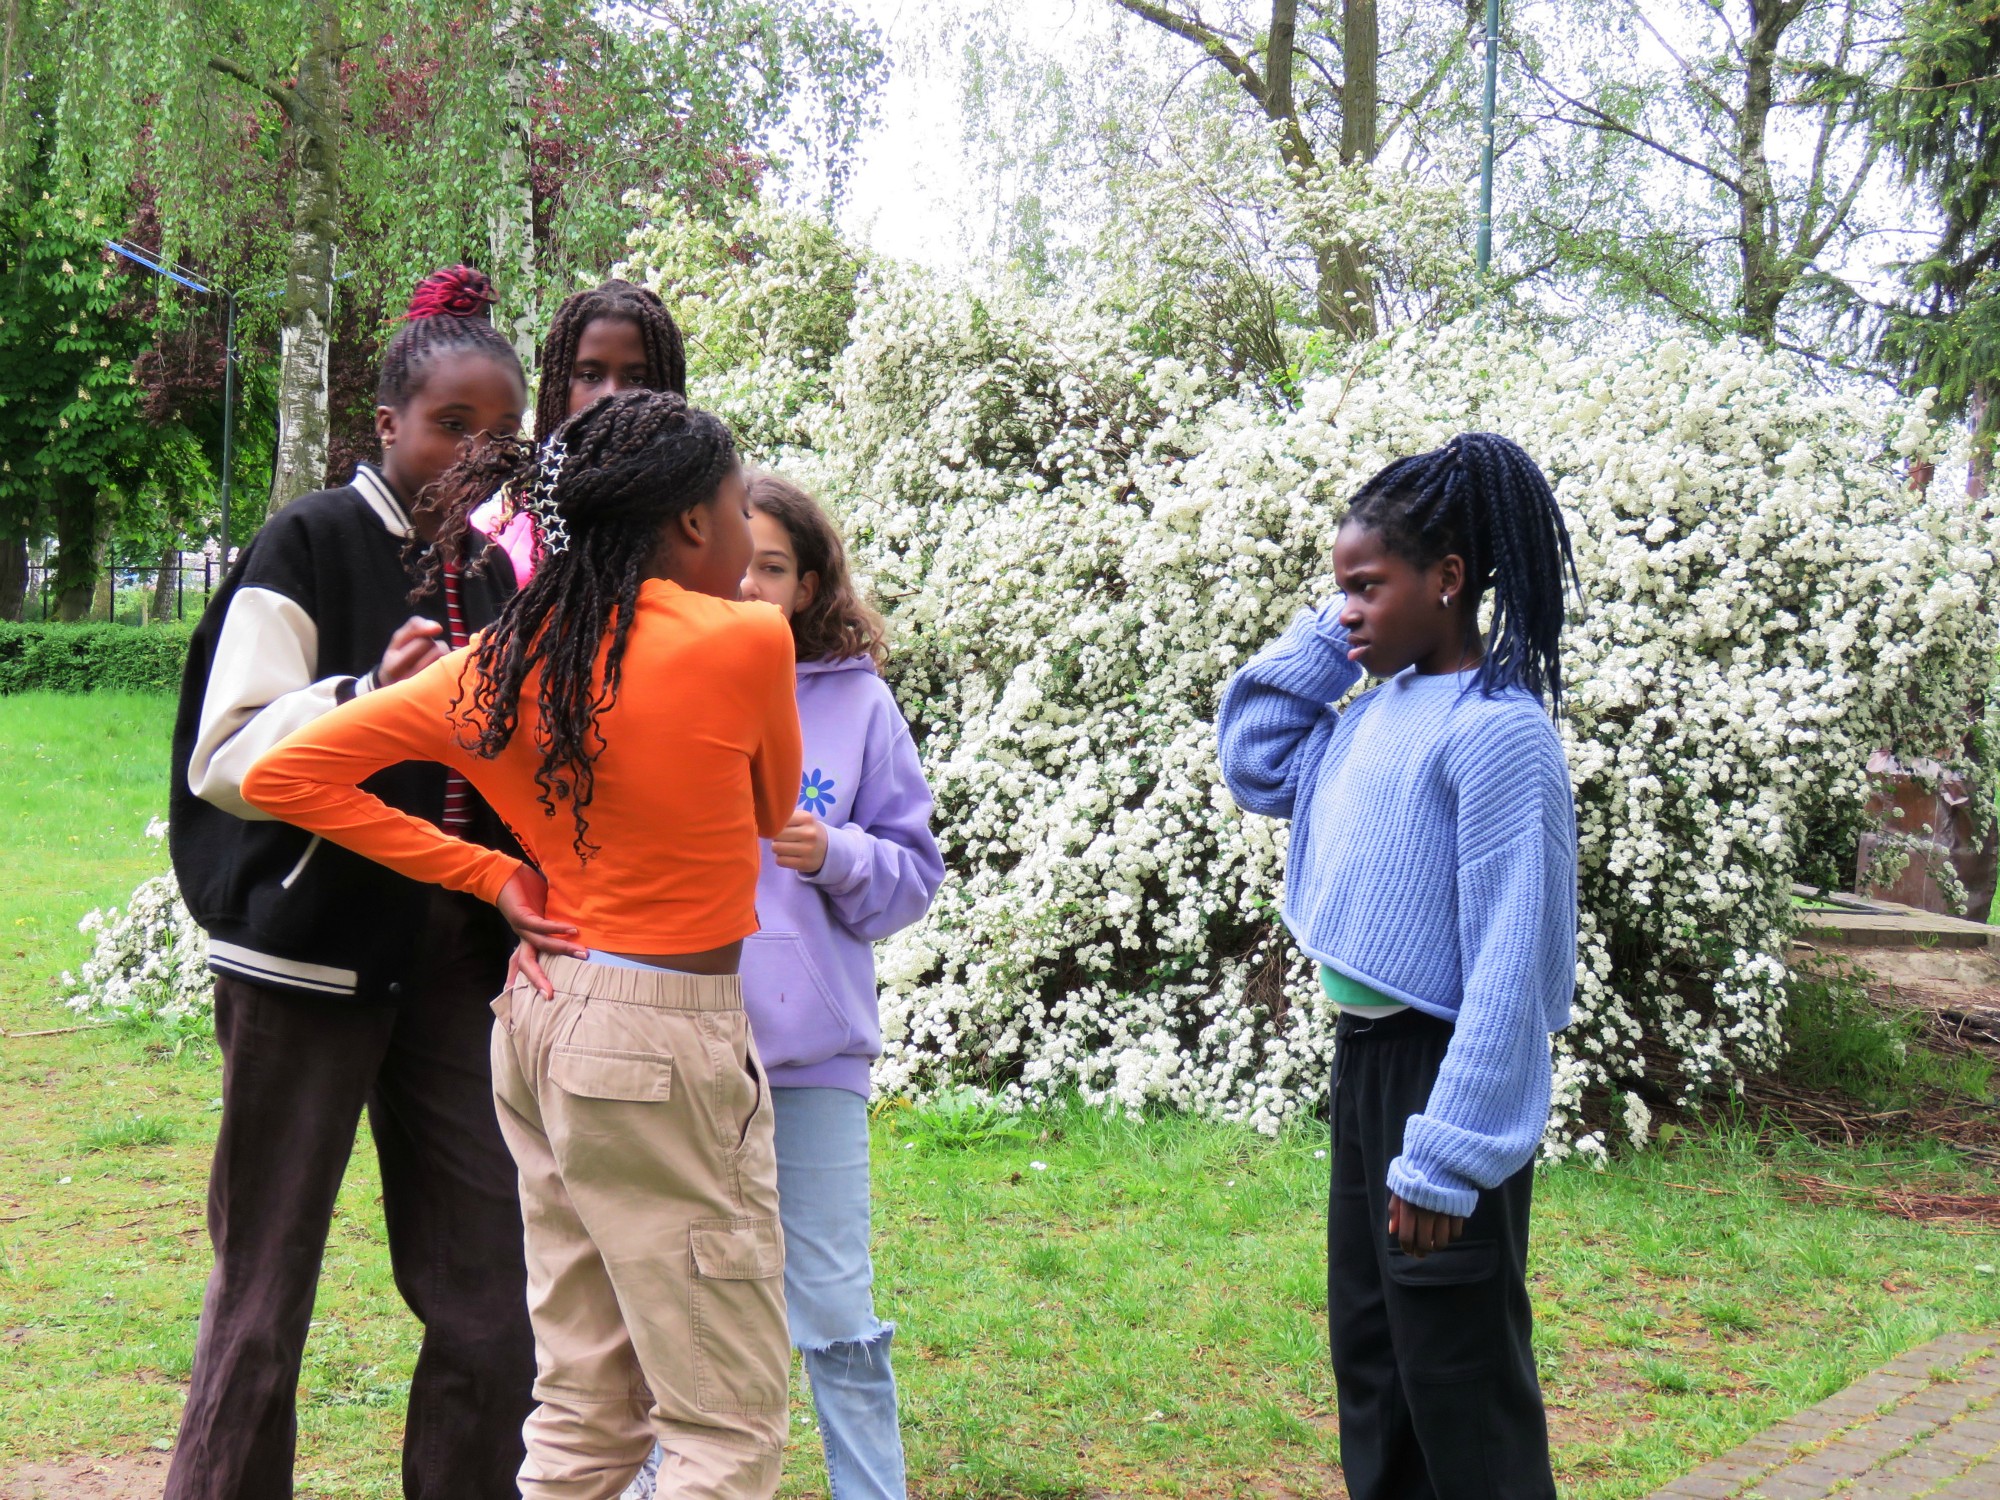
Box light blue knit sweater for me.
[1216,604,1578,1216]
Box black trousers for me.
[165,893,536,1500]
[1328,1008,1555,1500]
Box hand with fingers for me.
[376,616,449,687]
[496,865,586,998]
[772,807,827,875]
[1388,1192,1466,1259]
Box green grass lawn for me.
[0,692,1997,1497]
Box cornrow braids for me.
[436,389,738,857]
[383,266,528,602]
[746,470,888,667]
[1344,432,1581,710]
[534,279,687,438]
[376,265,522,410]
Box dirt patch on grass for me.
[0,1450,167,1499]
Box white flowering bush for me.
[615,196,866,456]
[66,207,2000,1153]
[64,834,211,1028]
[622,219,1999,1140]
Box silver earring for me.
[1440,592,1451,608]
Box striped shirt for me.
[440,560,472,836]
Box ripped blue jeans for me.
[623,1086,905,1500]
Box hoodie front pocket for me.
[739,931,854,1068]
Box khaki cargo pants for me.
[490,956,788,1500]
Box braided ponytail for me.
[1344,432,1580,710]
[439,389,739,856]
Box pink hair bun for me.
[405,265,499,322]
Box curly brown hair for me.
[747,472,886,667]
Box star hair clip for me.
[522,437,570,557]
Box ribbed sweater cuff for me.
[1253,607,1361,701]
[1386,1156,1480,1218]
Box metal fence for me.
[21,555,221,626]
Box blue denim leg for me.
[774,1086,907,1500]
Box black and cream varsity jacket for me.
[168,466,521,1003]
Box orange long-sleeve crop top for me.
[243,580,803,954]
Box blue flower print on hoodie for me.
[799,768,838,814]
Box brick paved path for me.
[1648,1330,2000,1500]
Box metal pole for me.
[220,291,237,566]
[1476,0,1500,276]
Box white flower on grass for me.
[65,865,211,1026]
[1620,1093,1654,1149]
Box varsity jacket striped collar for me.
[352,464,414,538]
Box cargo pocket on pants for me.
[550,1044,674,1102]
[689,1217,787,1414]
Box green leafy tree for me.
[1875,0,2000,483]
[1509,0,1893,356]
[1108,0,1483,339]
[0,174,161,619]
[44,0,882,516]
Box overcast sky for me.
[831,0,1125,267]
[820,0,1920,297]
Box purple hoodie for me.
[740,656,945,1095]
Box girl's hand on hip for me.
[773,808,827,875]
[1388,1192,1466,1259]
[495,865,585,999]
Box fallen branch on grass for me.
[1777,1172,2000,1227]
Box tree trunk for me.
[50,477,107,622]
[1736,1,1793,347]
[1331,0,1380,340]
[0,534,25,622]
[264,4,343,515]
[91,561,113,621]
[151,539,178,625]
[1970,382,1992,500]
[0,0,19,162]
[489,0,540,378]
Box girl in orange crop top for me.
[244,390,804,1497]
[245,391,803,984]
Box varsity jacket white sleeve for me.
[186,589,371,820]
[187,466,411,819]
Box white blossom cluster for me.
[63,863,212,1027]
[615,195,862,457]
[622,216,1998,1141]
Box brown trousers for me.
[490,956,789,1500]
[165,892,535,1500]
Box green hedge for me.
[0,621,191,693]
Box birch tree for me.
[1108,0,1481,340]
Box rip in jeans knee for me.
[799,1318,895,1371]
